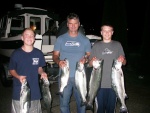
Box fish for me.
[75,61,87,106]
[20,79,30,113]
[111,59,128,113]
[86,58,103,112]
[40,78,52,113]
[59,58,70,97]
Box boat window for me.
[0,15,7,37]
[30,17,41,34]
[11,17,24,30]
[0,15,7,29]
[9,16,24,37]
[45,18,57,35]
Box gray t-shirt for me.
[89,40,125,88]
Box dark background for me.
[0,0,149,74]
[0,0,148,42]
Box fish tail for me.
[58,92,63,97]
[86,103,94,112]
[80,101,87,107]
[125,94,129,100]
[46,108,52,113]
[119,106,128,113]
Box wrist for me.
[40,72,44,75]
[57,60,60,65]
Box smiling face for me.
[67,18,80,33]
[101,25,114,43]
[21,29,35,46]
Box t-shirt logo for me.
[65,41,80,47]
[102,48,113,55]
[32,58,39,65]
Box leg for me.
[72,77,86,113]
[60,78,73,113]
[96,88,106,113]
[11,100,20,113]
[106,88,116,113]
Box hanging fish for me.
[59,58,70,97]
[86,58,103,112]
[20,79,30,113]
[75,61,87,106]
[111,59,128,113]
[41,78,52,113]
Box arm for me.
[38,67,48,79]
[122,58,126,65]
[53,50,66,68]
[53,51,60,65]
[85,52,91,60]
[88,57,97,67]
[80,52,91,64]
[118,55,126,65]
[9,70,26,83]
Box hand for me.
[80,57,86,64]
[89,57,97,67]
[19,76,26,84]
[40,72,48,80]
[59,60,67,68]
[80,55,89,64]
[117,55,125,63]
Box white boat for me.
[0,4,59,86]
[0,4,59,58]
[0,4,101,86]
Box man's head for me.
[67,13,80,22]
[67,13,80,33]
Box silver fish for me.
[59,58,70,97]
[111,59,128,113]
[75,61,87,106]
[20,79,30,113]
[41,78,52,113]
[86,59,103,111]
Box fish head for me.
[93,59,103,69]
[61,58,70,74]
[20,79,30,95]
[113,59,122,69]
[21,79,28,88]
[64,58,69,68]
[42,78,50,86]
[76,61,84,72]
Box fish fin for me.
[125,95,129,100]
[58,92,63,97]
[80,101,87,107]
[119,106,128,113]
[86,104,94,112]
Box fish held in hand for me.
[86,59,103,111]
[41,78,52,113]
[20,79,30,113]
[59,58,70,97]
[111,59,128,113]
[75,61,87,106]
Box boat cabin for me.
[0,4,59,58]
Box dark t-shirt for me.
[9,47,46,100]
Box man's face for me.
[67,18,80,32]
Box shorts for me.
[11,99,42,113]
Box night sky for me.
[0,0,149,47]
